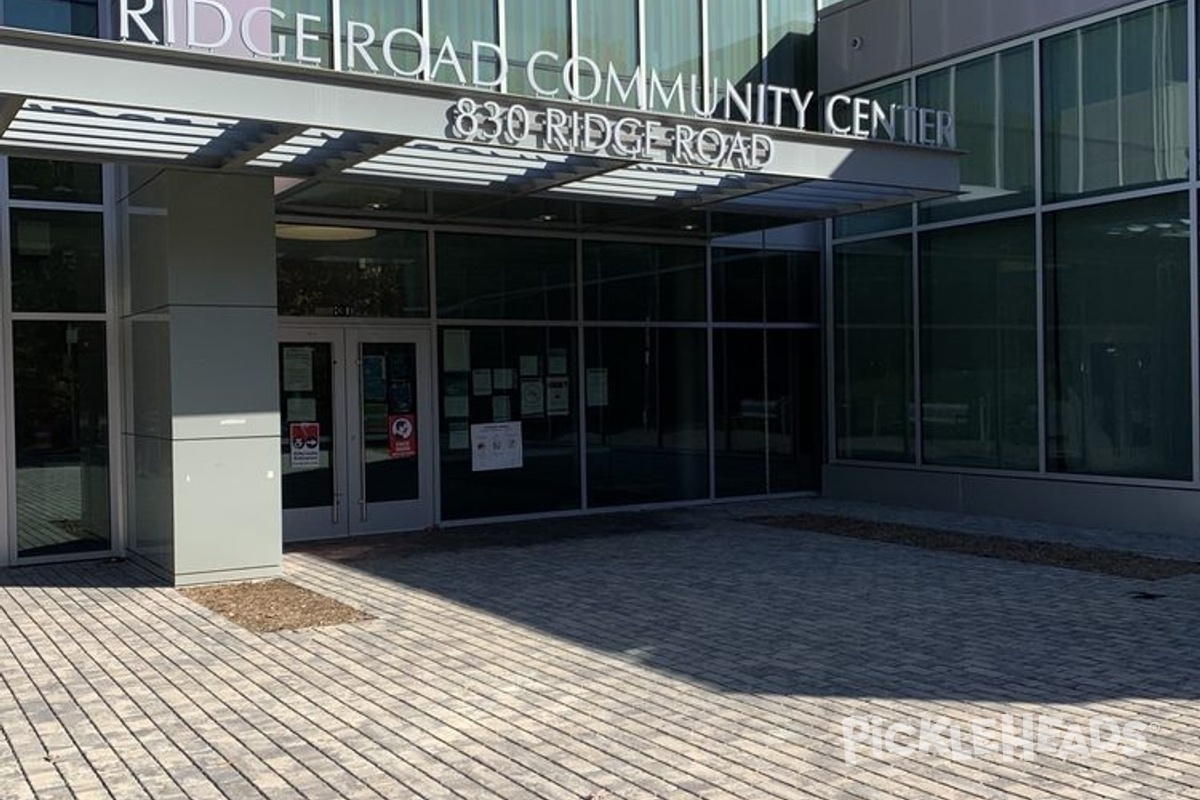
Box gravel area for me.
[180,578,373,632]
[754,513,1200,581]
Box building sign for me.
[117,1,955,150]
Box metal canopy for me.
[0,29,961,222]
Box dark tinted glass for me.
[833,236,914,462]
[9,159,103,204]
[277,229,429,318]
[15,322,110,558]
[713,249,819,322]
[583,242,706,322]
[586,328,709,506]
[11,209,105,313]
[1045,193,1192,479]
[437,234,576,320]
[280,343,335,510]
[5,0,98,36]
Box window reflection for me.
[15,322,111,558]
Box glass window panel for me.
[921,218,1038,470]
[586,328,709,506]
[11,209,105,314]
[645,0,702,88]
[918,46,1035,222]
[271,0,334,68]
[577,0,638,101]
[713,249,819,323]
[1045,193,1192,480]
[437,234,575,320]
[427,0,499,85]
[709,0,762,118]
[439,326,580,519]
[340,1,422,76]
[833,236,914,462]
[1043,1,1188,201]
[277,228,429,318]
[766,0,817,101]
[583,242,705,322]
[768,330,822,493]
[715,330,767,497]
[4,0,98,36]
[506,0,570,97]
[15,322,111,558]
[9,160,103,204]
[280,343,335,509]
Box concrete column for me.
[121,169,281,586]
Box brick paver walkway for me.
[3,499,1200,799]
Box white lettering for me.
[382,28,427,78]
[605,65,645,107]
[564,56,603,102]
[825,95,853,135]
[649,73,686,114]
[294,13,322,65]
[345,21,379,72]
[937,110,956,148]
[120,0,159,42]
[527,51,560,96]
[186,0,233,49]
[544,107,570,150]
[473,41,506,89]
[431,38,468,84]
[723,80,753,123]
[240,6,286,59]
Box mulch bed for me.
[180,579,373,633]
[752,514,1200,582]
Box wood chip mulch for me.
[752,514,1200,582]
[180,579,373,633]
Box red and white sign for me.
[389,414,418,459]
[289,422,320,470]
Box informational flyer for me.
[493,395,512,422]
[546,377,570,416]
[493,368,516,391]
[289,422,320,470]
[286,397,317,422]
[444,373,470,418]
[548,348,569,376]
[472,368,493,396]
[388,414,417,459]
[362,355,387,402]
[443,329,471,372]
[448,421,470,451]
[520,355,540,377]
[520,379,545,417]
[471,422,524,472]
[282,347,313,392]
[586,368,609,407]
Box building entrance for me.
[278,325,434,542]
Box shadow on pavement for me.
[295,508,1200,703]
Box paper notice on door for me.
[520,355,540,377]
[493,368,516,391]
[493,395,511,422]
[286,397,318,422]
[548,348,569,376]
[586,368,609,407]
[282,347,313,392]
[471,422,524,472]
[289,422,320,470]
[546,377,570,416]
[448,421,470,451]
[443,329,471,372]
[520,379,545,417]
[473,368,493,396]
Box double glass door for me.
[279,326,433,542]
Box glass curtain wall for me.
[3,0,99,36]
[831,0,1197,487]
[506,0,571,96]
[8,160,112,558]
[1043,0,1188,201]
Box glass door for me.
[345,328,433,536]
[279,326,433,542]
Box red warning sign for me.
[388,414,417,459]
[289,423,320,470]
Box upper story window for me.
[4,0,99,37]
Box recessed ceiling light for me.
[535,214,559,223]
[276,224,377,242]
